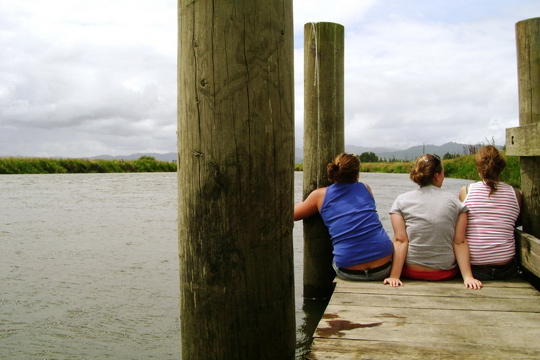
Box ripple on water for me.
[0,172,473,359]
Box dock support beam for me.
[506,17,540,279]
[302,22,345,299]
[177,1,296,359]
[516,17,540,238]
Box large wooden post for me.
[303,22,345,299]
[506,17,540,278]
[177,1,295,359]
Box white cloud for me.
[293,0,529,149]
[293,0,377,34]
[0,0,176,157]
[0,0,537,157]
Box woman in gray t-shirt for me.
[383,154,482,289]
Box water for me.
[0,172,473,359]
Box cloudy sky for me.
[1,0,538,158]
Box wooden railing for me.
[516,230,540,279]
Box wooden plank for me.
[309,339,540,360]
[315,310,540,346]
[335,279,539,298]
[328,291,540,312]
[517,229,540,278]
[309,278,540,359]
[319,304,540,328]
[506,123,540,156]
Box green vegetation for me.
[360,161,414,174]
[294,153,521,189]
[359,152,380,163]
[3,154,521,189]
[0,156,177,174]
[440,154,520,188]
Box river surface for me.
[0,172,473,359]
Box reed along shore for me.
[0,156,176,174]
[295,154,520,188]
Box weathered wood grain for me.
[514,17,540,239]
[517,230,540,279]
[310,339,540,360]
[309,278,540,359]
[336,279,540,298]
[302,22,345,300]
[506,122,540,156]
[177,0,296,359]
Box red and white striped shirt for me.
[463,181,520,265]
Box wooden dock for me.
[308,278,540,359]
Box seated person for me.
[383,154,482,289]
[294,153,393,281]
[459,145,522,280]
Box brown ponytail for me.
[327,153,360,184]
[475,145,506,195]
[410,154,443,187]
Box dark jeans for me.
[332,260,392,281]
[471,258,520,280]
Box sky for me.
[1,0,538,158]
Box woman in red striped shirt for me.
[459,145,522,280]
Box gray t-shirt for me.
[389,184,468,270]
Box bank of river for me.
[0,172,473,359]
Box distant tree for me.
[463,144,481,155]
[443,152,460,160]
[464,138,497,155]
[360,152,379,163]
[138,155,156,161]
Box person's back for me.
[293,153,394,281]
[464,181,520,265]
[385,154,482,289]
[321,182,393,268]
[458,145,522,280]
[391,184,462,270]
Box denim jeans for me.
[471,258,520,280]
[332,260,392,281]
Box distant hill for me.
[296,142,500,163]
[295,145,400,163]
[375,142,474,161]
[89,142,494,163]
[345,145,401,156]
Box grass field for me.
[0,156,176,174]
[295,153,521,188]
[2,154,521,189]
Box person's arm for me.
[458,185,467,202]
[365,183,375,199]
[293,188,326,221]
[515,188,523,227]
[383,214,408,287]
[453,212,482,290]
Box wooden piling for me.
[506,17,540,279]
[516,17,540,238]
[302,22,345,300]
[177,1,296,359]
